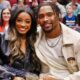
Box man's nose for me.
[44,16,48,21]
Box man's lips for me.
[44,23,51,28]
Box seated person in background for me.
[75,13,80,32]
[51,0,66,18]
[0,0,11,18]
[0,8,11,34]
[67,0,80,16]
[0,5,41,80]
[63,4,77,29]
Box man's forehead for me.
[39,6,53,13]
[43,0,52,2]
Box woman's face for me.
[15,12,32,35]
[2,8,11,22]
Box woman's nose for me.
[21,21,26,27]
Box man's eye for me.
[47,12,53,17]
[17,19,22,22]
[38,14,44,19]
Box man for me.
[35,2,80,80]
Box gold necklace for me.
[45,34,62,48]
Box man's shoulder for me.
[61,23,80,42]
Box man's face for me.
[43,0,52,3]
[38,5,58,33]
[51,0,57,4]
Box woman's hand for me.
[39,74,57,80]
[13,76,25,80]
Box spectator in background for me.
[0,0,11,18]
[29,0,39,16]
[67,0,80,16]
[72,3,80,16]
[12,0,27,9]
[8,0,17,7]
[26,0,43,7]
[51,0,66,18]
[57,0,70,5]
[78,0,80,3]
[75,12,80,32]
[63,4,77,29]
[0,8,11,34]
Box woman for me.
[0,6,41,80]
[0,8,11,34]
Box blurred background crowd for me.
[0,0,80,33]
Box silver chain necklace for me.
[45,34,62,48]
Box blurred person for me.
[12,0,27,10]
[51,0,66,18]
[8,0,17,7]
[63,4,77,29]
[67,0,80,16]
[0,6,41,80]
[26,0,43,7]
[0,8,11,34]
[75,13,80,32]
[29,0,39,17]
[16,0,27,7]
[35,2,80,80]
[57,0,70,5]
[72,3,80,16]
[0,0,11,18]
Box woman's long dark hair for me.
[9,5,41,75]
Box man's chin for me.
[43,29,53,33]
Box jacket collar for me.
[35,22,80,47]
[61,23,74,45]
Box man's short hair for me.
[35,2,61,18]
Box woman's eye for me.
[38,14,44,19]
[26,20,31,23]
